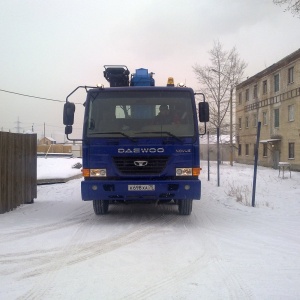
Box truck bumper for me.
[81,179,201,201]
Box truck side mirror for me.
[198,102,209,123]
[65,125,73,135]
[63,102,75,125]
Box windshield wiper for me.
[135,131,183,144]
[89,131,137,142]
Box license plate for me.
[128,185,155,191]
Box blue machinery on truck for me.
[63,65,209,215]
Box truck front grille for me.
[113,156,169,175]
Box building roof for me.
[44,136,56,141]
[236,48,300,90]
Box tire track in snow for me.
[2,201,177,299]
[213,256,254,300]
[0,208,91,244]
[16,210,98,300]
[17,212,179,299]
[196,203,254,299]
[1,205,178,276]
[123,257,212,300]
[121,236,214,300]
[119,212,213,300]
[19,213,179,280]
[121,204,254,300]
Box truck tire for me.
[93,200,109,215]
[178,199,193,215]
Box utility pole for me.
[229,86,233,166]
[217,127,220,186]
[207,131,210,181]
[252,122,261,207]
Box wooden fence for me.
[0,132,37,213]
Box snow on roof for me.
[260,138,281,143]
[44,136,56,141]
[24,130,34,134]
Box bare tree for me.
[193,40,247,136]
[273,0,300,17]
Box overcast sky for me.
[0,0,299,140]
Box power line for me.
[0,88,64,103]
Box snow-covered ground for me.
[0,158,300,299]
[37,157,82,182]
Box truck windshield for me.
[86,90,196,139]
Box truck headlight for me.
[82,168,107,177]
[176,168,192,176]
[176,168,201,176]
[91,169,107,177]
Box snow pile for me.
[37,157,82,182]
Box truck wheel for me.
[93,200,109,215]
[178,199,193,215]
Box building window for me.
[245,144,249,156]
[238,117,242,129]
[288,67,294,84]
[253,114,257,127]
[238,144,242,156]
[274,74,280,92]
[245,89,249,102]
[288,105,294,122]
[253,84,258,99]
[263,111,267,125]
[263,144,268,157]
[245,116,249,128]
[263,80,267,94]
[274,108,279,128]
[238,92,242,105]
[288,142,295,159]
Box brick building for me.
[235,49,300,170]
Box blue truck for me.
[63,65,209,215]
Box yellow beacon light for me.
[167,77,174,87]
